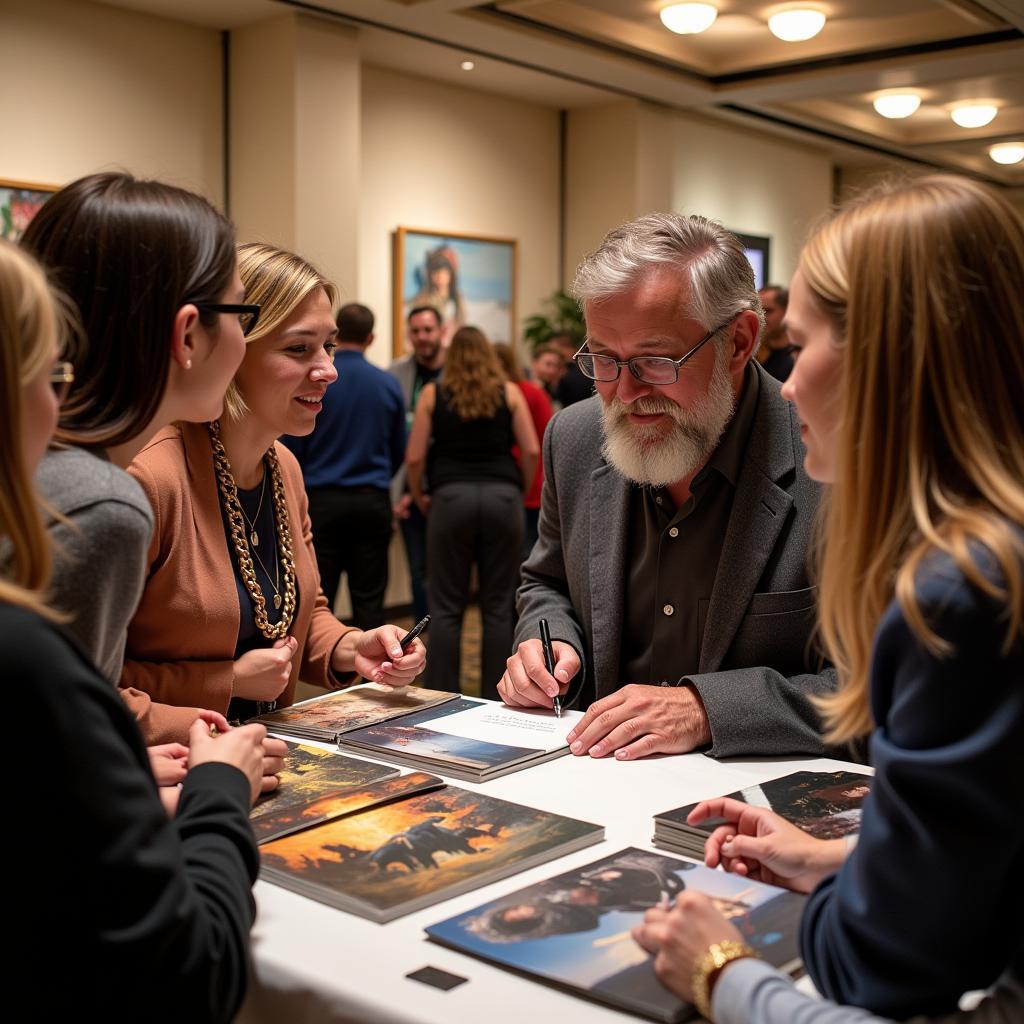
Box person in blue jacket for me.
[632,174,1024,1023]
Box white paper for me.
[429,703,583,751]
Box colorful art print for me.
[0,179,57,242]
[392,227,517,357]
[261,785,602,920]
[427,848,805,1023]
[660,771,872,841]
[253,683,456,736]
[343,697,542,770]
[249,745,403,843]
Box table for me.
[239,736,866,1024]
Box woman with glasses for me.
[2,237,268,1019]
[633,176,1024,1022]
[19,174,283,770]
[124,243,426,723]
[406,326,539,698]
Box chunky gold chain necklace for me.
[208,420,297,639]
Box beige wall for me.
[358,66,561,368]
[0,0,224,205]
[566,100,833,287]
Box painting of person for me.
[411,245,466,344]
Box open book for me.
[427,846,806,1023]
[338,696,582,782]
[653,770,873,859]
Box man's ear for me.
[727,309,760,372]
[170,304,201,369]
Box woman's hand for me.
[187,719,268,806]
[233,636,297,701]
[691,797,847,893]
[340,624,426,687]
[413,494,431,518]
[632,892,745,1003]
[259,736,289,794]
[147,742,189,787]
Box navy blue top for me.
[800,542,1024,1017]
[282,350,406,492]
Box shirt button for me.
[668,527,679,538]
[663,604,675,616]
[655,495,663,505]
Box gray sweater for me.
[36,447,153,683]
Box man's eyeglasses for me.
[196,303,261,337]
[50,361,74,403]
[574,318,734,386]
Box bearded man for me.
[501,213,834,760]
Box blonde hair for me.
[223,242,339,421]
[441,327,506,420]
[0,240,67,620]
[804,176,1024,743]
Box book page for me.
[423,703,582,752]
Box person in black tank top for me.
[406,328,540,698]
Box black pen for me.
[398,614,430,650]
[539,618,561,718]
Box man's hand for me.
[498,638,579,709]
[258,736,289,794]
[393,494,413,521]
[565,683,711,760]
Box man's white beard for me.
[600,347,736,488]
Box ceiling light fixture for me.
[768,8,826,42]
[659,3,718,35]
[950,103,997,128]
[989,142,1024,165]
[873,92,922,119]
[460,60,475,71]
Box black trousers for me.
[424,480,523,699]
[306,486,393,631]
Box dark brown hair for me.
[20,172,236,449]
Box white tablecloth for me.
[240,738,863,1024]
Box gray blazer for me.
[515,363,837,758]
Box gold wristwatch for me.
[691,939,758,1020]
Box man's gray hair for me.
[573,212,765,335]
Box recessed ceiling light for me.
[659,3,718,35]
[768,8,826,42]
[873,92,922,119]
[989,142,1024,165]
[460,60,475,71]
[950,103,997,129]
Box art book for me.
[339,696,584,782]
[250,745,446,843]
[653,770,873,859]
[260,783,604,922]
[427,847,806,1023]
[250,682,459,742]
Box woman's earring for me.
[185,359,193,369]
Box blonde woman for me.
[124,244,425,721]
[2,238,268,1017]
[633,177,1024,1022]
[407,327,539,697]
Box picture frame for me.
[733,232,771,290]
[393,227,518,358]
[1,178,58,242]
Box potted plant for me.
[522,289,585,354]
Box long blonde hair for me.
[441,327,506,420]
[0,240,67,619]
[222,242,338,420]
[804,176,1024,743]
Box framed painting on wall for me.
[393,227,517,358]
[1,179,58,242]
[733,232,771,290]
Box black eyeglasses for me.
[575,318,734,386]
[50,360,74,402]
[196,303,261,337]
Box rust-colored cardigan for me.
[121,422,357,724]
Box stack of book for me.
[255,685,584,783]
[427,846,807,1022]
[652,770,873,860]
